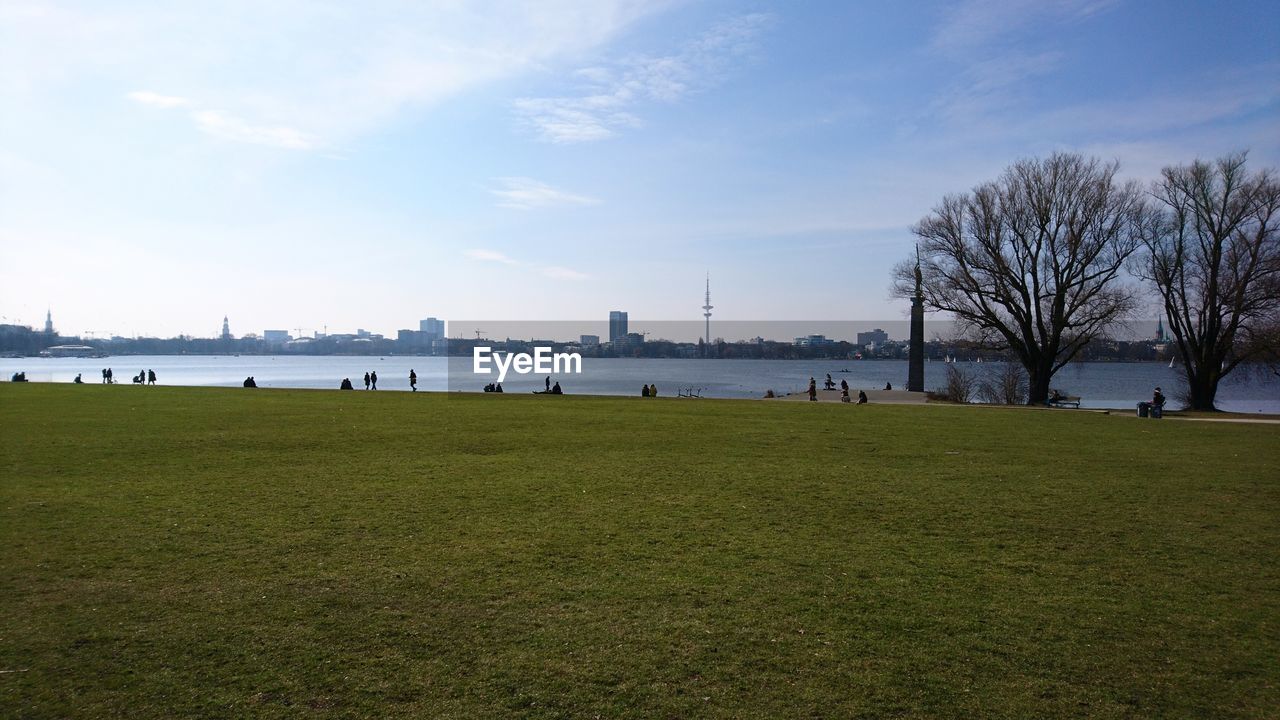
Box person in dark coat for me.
[243,376,257,388]
[370,371,378,390]
[641,384,650,397]
[409,369,417,392]
[148,369,156,385]
[340,378,354,390]
[808,377,817,401]
[550,381,562,394]
[857,390,868,404]
[363,372,371,390]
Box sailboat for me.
[1169,357,1175,368]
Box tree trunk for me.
[1184,365,1221,411]
[1026,361,1053,405]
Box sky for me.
[1,0,1278,339]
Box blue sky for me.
[2,0,1277,339]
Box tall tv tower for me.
[702,273,713,353]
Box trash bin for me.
[1151,404,1163,419]
[1137,402,1150,418]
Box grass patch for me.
[1,385,1277,718]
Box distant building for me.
[856,328,889,347]
[263,330,291,344]
[794,334,832,347]
[609,311,628,342]
[43,309,54,335]
[221,316,232,340]
[1156,318,1167,342]
[579,334,600,346]
[420,317,445,340]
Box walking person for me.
[147,369,156,385]
[364,372,371,390]
[101,368,107,384]
[370,371,378,390]
[106,368,113,384]
[545,376,551,392]
[808,377,817,401]
[409,369,417,392]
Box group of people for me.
[483,382,505,392]
[536,376,563,394]
[131,369,157,385]
[640,383,658,397]
[809,375,868,404]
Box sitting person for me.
[1049,389,1064,402]
[495,383,503,393]
[649,384,657,397]
[550,381,562,394]
[1152,386,1165,408]
[841,387,851,403]
[824,374,836,390]
[73,373,83,384]
[641,384,650,397]
[243,376,257,388]
[339,377,354,390]
[857,390,868,404]
[884,382,892,391]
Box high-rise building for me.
[221,315,232,340]
[44,309,54,335]
[609,311,628,343]
[857,328,889,347]
[420,317,445,340]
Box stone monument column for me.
[908,253,925,392]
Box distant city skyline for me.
[2,1,1277,337]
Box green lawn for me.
[1,385,1277,718]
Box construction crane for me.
[474,329,486,339]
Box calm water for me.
[3,355,1277,413]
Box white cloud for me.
[932,0,1117,53]
[464,249,587,280]
[515,13,772,143]
[191,110,318,150]
[127,90,188,108]
[542,265,588,280]
[9,1,672,150]
[465,249,518,264]
[490,177,599,210]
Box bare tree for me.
[1138,153,1280,410]
[942,364,978,403]
[894,153,1149,404]
[978,361,1029,405]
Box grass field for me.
[1,385,1277,718]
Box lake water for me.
[3,355,1278,413]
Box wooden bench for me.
[1046,395,1081,409]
